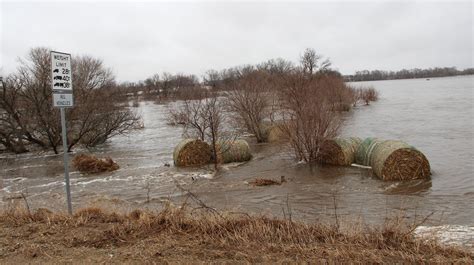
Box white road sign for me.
[53,93,74,107]
[51,51,73,108]
[51,51,73,91]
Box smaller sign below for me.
[53,93,74,108]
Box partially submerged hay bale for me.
[356,138,430,180]
[173,139,212,167]
[320,137,362,165]
[72,154,119,174]
[355,137,382,166]
[218,139,252,164]
[262,123,286,143]
[369,140,430,181]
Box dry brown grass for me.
[0,204,471,264]
[72,154,119,174]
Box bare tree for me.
[144,73,160,96]
[0,78,28,153]
[66,55,141,150]
[12,48,62,153]
[300,48,331,76]
[159,72,174,98]
[202,70,221,90]
[257,58,295,77]
[175,95,210,141]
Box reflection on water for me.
[1,76,473,227]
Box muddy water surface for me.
[1,76,473,230]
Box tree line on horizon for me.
[115,56,342,100]
[344,67,474,82]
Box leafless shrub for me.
[321,76,357,111]
[168,95,209,141]
[225,71,272,142]
[357,86,379,105]
[168,91,236,168]
[166,106,187,126]
[201,96,237,168]
[278,73,343,162]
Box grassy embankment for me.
[0,203,471,264]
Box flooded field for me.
[1,75,473,230]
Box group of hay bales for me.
[320,137,430,181]
[173,139,252,167]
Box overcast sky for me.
[1,1,473,82]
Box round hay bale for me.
[320,137,362,166]
[262,122,286,143]
[368,140,430,181]
[218,139,252,164]
[355,137,382,166]
[173,139,212,167]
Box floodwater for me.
[1,76,473,232]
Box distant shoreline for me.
[346,73,474,83]
[344,68,474,82]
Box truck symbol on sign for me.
[53,69,60,73]
[53,76,63,80]
[54,83,65,87]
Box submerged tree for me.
[277,72,343,162]
[225,71,272,143]
[167,91,235,169]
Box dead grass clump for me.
[358,86,379,105]
[72,154,120,174]
[73,207,122,223]
[0,206,471,263]
[248,176,286,186]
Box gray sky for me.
[1,1,473,82]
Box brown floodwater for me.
[1,76,473,232]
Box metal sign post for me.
[51,51,74,214]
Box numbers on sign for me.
[62,76,70,81]
[62,69,70,75]
[63,82,70,88]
